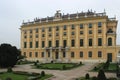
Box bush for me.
[94,66,97,71]
[51,60,53,63]
[34,62,37,66]
[85,73,90,79]
[79,61,82,65]
[92,76,97,80]
[62,65,66,70]
[97,69,106,80]
[108,77,117,80]
[41,71,45,77]
[7,67,12,72]
[6,77,12,80]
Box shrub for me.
[97,69,106,80]
[34,62,37,66]
[62,65,66,70]
[7,67,12,72]
[6,77,12,80]
[108,77,117,80]
[94,66,97,71]
[51,60,53,63]
[41,71,45,77]
[85,73,90,79]
[79,61,82,65]
[92,76,97,80]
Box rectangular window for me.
[71,52,74,58]
[63,32,66,36]
[63,40,67,48]
[98,51,102,57]
[89,39,92,46]
[30,35,32,38]
[80,31,83,35]
[89,30,92,34]
[23,52,26,56]
[80,24,83,29]
[71,32,75,35]
[36,35,38,38]
[49,41,52,47]
[35,52,38,57]
[98,22,102,28]
[24,31,27,34]
[56,26,59,31]
[30,30,32,33]
[24,42,27,48]
[80,39,84,47]
[88,51,92,57]
[56,33,59,36]
[48,52,50,57]
[48,27,52,32]
[49,34,52,37]
[89,23,92,28]
[63,52,66,58]
[41,52,44,57]
[29,52,32,57]
[63,25,67,30]
[42,28,45,32]
[36,28,39,33]
[71,24,75,29]
[24,36,27,39]
[56,40,59,47]
[71,39,75,47]
[80,52,83,57]
[42,41,45,48]
[98,38,102,46]
[98,30,102,34]
[30,42,32,48]
[42,34,45,37]
[35,41,39,48]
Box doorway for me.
[107,53,112,62]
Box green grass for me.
[0,72,53,80]
[108,63,117,70]
[34,63,82,70]
[0,72,28,80]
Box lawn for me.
[0,72,53,80]
[34,63,82,70]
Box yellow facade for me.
[20,11,120,62]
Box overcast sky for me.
[0,0,120,48]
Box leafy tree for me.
[0,43,21,68]
[97,69,106,80]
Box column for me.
[66,49,69,62]
[103,22,107,47]
[60,26,63,47]
[75,24,79,48]
[84,24,88,48]
[50,49,53,60]
[44,50,47,62]
[67,25,71,47]
[93,23,97,48]
[59,49,62,61]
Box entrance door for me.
[107,53,112,62]
[55,52,59,59]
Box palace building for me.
[20,10,120,63]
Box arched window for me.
[108,38,112,46]
[107,29,113,33]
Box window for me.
[30,42,32,48]
[80,24,83,29]
[56,40,59,47]
[88,51,92,57]
[56,26,59,31]
[63,25,67,30]
[56,33,59,36]
[48,52,50,57]
[35,41,39,48]
[80,31,83,35]
[41,52,44,57]
[63,40,67,48]
[98,51,102,57]
[24,36,27,39]
[107,29,113,33]
[71,32,75,35]
[108,38,112,46]
[42,28,45,32]
[42,41,45,48]
[80,52,83,57]
[98,38,102,46]
[89,23,92,28]
[71,24,75,29]
[63,52,66,58]
[24,31,27,34]
[30,35,32,38]
[49,34,52,37]
[29,52,32,57]
[71,39,75,47]
[48,27,52,32]
[42,34,45,37]
[23,52,26,57]
[63,32,66,36]
[35,52,38,57]
[36,34,38,38]
[98,30,102,34]
[89,39,92,46]
[98,22,102,28]
[36,28,39,33]
[49,41,52,47]
[71,52,74,58]
[24,42,27,48]
[30,30,32,33]
[89,30,92,34]
[80,39,84,47]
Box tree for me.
[41,71,45,77]
[0,43,21,68]
[85,73,90,79]
[97,69,106,80]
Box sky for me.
[0,0,120,48]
